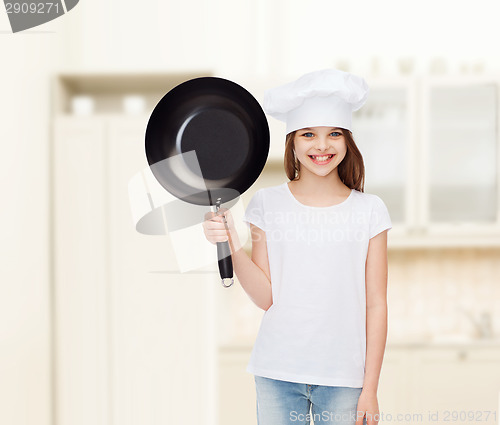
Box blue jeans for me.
[255,375,368,425]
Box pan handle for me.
[216,200,234,288]
[217,240,233,287]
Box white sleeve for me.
[242,190,268,232]
[369,195,392,239]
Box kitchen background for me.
[2,1,500,425]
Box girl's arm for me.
[356,229,389,425]
[363,229,389,394]
[230,223,273,311]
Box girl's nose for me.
[315,135,330,150]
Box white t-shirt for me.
[242,182,392,387]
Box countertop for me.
[219,336,500,351]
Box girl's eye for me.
[301,131,342,137]
[300,131,342,138]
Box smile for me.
[308,154,335,164]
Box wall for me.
[0,13,64,425]
[388,248,500,340]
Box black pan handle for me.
[217,240,233,287]
[216,201,234,288]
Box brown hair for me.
[284,129,365,192]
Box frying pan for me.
[145,76,270,287]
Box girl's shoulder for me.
[351,188,378,200]
[253,182,288,197]
[350,189,389,210]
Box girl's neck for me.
[291,169,350,197]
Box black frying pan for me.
[145,76,270,287]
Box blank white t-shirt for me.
[242,182,392,387]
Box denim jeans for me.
[255,375,368,425]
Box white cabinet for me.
[107,116,216,425]
[53,115,217,425]
[53,117,109,425]
[348,76,500,247]
[425,82,497,223]
[352,77,417,229]
[377,348,413,418]
[412,347,500,420]
[379,345,500,425]
[421,77,500,235]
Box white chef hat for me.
[263,68,369,134]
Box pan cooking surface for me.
[177,103,250,181]
[145,77,269,206]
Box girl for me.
[203,69,392,425]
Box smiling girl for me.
[203,69,392,425]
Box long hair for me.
[284,129,365,192]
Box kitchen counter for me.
[219,336,500,351]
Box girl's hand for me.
[355,390,379,425]
[202,208,241,251]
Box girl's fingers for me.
[207,215,225,223]
[202,209,234,244]
[204,212,219,221]
[202,209,236,244]
[203,221,226,230]
[202,229,226,237]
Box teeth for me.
[311,155,332,161]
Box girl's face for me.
[293,126,347,177]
